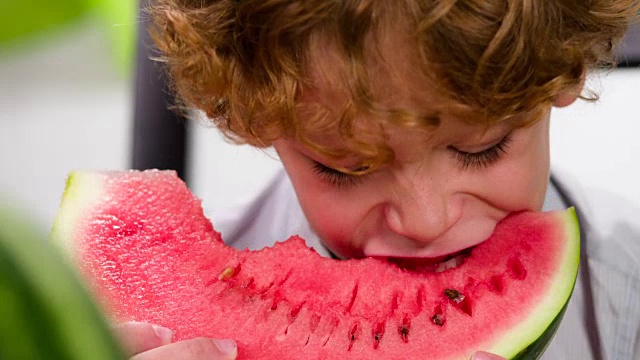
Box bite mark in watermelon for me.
[51,170,580,360]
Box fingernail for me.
[471,353,487,360]
[152,325,173,345]
[212,339,237,357]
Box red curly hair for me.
[148,0,639,165]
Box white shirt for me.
[208,168,640,360]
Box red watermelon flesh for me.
[51,170,580,360]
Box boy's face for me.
[274,113,550,262]
[273,36,575,264]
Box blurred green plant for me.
[0,0,92,46]
[0,200,125,359]
[0,0,136,75]
[93,0,137,75]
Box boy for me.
[116,0,640,359]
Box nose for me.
[383,174,459,243]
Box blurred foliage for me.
[0,0,92,46]
[93,0,137,75]
[0,198,125,359]
[0,0,137,75]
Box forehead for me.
[302,29,447,123]
[299,32,499,139]
[293,28,532,165]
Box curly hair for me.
[148,0,639,165]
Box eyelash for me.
[449,133,513,170]
[312,162,366,188]
[312,133,513,187]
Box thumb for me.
[111,321,174,356]
[130,338,237,360]
[471,351,507,360]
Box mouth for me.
[382,247,474,273]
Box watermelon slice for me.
[51,170,580,360]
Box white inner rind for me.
[482,208,581,358]
[49,171,105,264]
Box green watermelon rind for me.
[0,202,125,360]
[50,171,106,264]
[485,208,580,359]
[510,300,570,360]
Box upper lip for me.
[363,240,475,260]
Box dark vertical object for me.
[617,23,640,67]
[131,0,189,182]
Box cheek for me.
[483,123,550,211]
[274,142,361,248]
[285,167,366,249]
[499,150,549,210]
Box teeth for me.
[435,255,465,273]
[385,248,472,273]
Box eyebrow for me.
[383,107,441,128]
[422,113,441,126]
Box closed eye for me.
[448,133,512,169]
[312,162,367,188]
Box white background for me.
[1,21,639,234]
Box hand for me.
[112,322,237,360]
[471,351,507,360]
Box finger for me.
[470,351,507,360]
[131,338,237,360]
[111,322,173,356]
